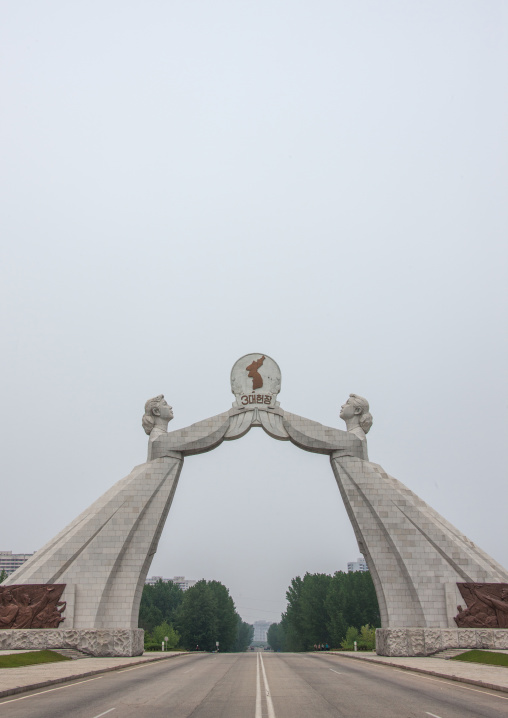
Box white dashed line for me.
[117,662,166,673]
[0,677,103,705]
[92,709,116,718]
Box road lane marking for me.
[0,677,103,705]
[255,652,262,718]
[329,669,345,675]
[117,664,160,673]
[259,652,276,718]
[92,709,116,718]
[183,669,194,673]
[426,713,443,718]
[389,668,508,701]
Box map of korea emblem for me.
[245,355,265,390]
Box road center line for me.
[259,651,276,718]
[92,709,116,718]
[255,652,262,718]
[0,677,103,705]
[425,713,443,718]
[329,669,345,675]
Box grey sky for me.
[1,1,507,625]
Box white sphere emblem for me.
[230,353,281,409]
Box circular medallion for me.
[230,353,281,409]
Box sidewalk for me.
[0,651,191,699]
[325,650,508,694]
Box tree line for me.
[139,578,253,652]
[267,571,380,651]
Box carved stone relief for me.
[454,583,508,628]
[0,584,66,629]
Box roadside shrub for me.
[340,624,375,651]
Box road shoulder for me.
[0,651,193,700]
[319,651,508,694]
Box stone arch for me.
[3,354,508,656]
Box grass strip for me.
[451,649,508,667]
[0,650,72,668]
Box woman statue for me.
[281,394,508,649]
[5,395,184,646]
[339,393,373,443]
[142,395,173,436]
[5,394,233,649]
[142,395,174,458]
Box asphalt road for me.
[0,652,507,718]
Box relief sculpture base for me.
[376,627,508,656]
[0,628,144,657]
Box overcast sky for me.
[1,1,507,626]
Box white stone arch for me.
[3,355,508,657]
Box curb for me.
[324,651,508,695]
[0,651,193,700]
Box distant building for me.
[347,556,369,572]
[0,551,34,576]
[253,620,272,642]
[145,575,197,591]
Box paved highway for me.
[0,652,506,717]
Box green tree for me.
[207,580,238,651]
[176,580,218,651]
[139,579,183,632]
[149,621,180,649]
[232,614,254,652]
[176,579,240,652]
[267,622,285,652]
[281,576,305,652]
[325,571,380,647]
[299,573,333,648]
[282,573,333,650]
[358,624,376,650]
[0,570,7,584]
[278,569,380,651]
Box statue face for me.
[340,397,360,421]
[155,398,173,422]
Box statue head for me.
[340,393,373,434]
[142,394,173,435]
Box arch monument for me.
[2,354,508,656]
